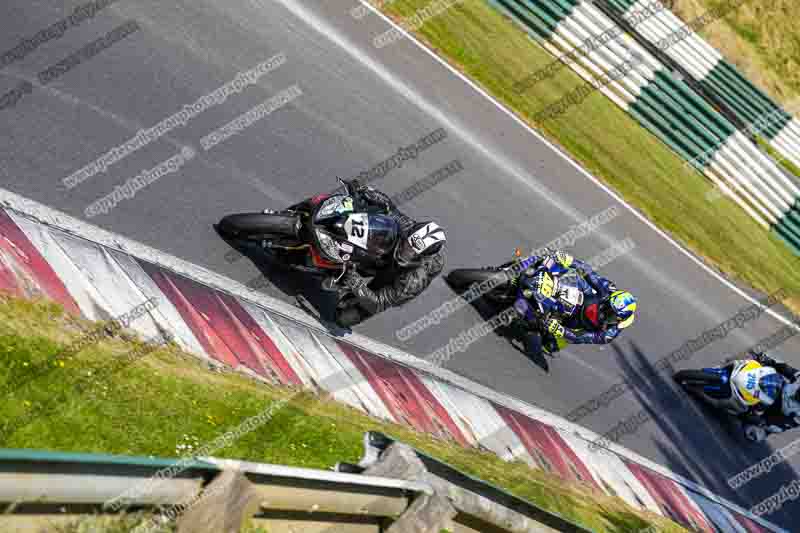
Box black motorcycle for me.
[216,179,399,318]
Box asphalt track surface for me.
[2,0,800,527]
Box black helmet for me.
[394,221,446,267]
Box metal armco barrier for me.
[493,0,800,255]
[0,448,429,532]
[0,446,589,532]
[345,432,595,533]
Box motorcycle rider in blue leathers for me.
[510,249,637,355]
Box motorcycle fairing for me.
[514,296,536,322]
[695,366,731,397]
[519,266,589,318]
[583,302,600,327]
[540,255,570,276]
[520,270,561,315]
[359,215,399,257]
[559,284,584,315]
[309,244,340,269]
[344,213,369,249]
[311,195,399,263]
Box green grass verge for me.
[0,295,687,533]
[683,0,800,102]
[372,0,800,314]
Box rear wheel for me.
[447,268,513,303]
[217,213,299,240]
[447,267,509,290]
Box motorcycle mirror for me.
[338,177,356,197]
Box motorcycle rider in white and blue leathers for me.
[738,352,800,442]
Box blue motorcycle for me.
[674,358,784,417]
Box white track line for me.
[350,0,799,332]
[272,0,775,356]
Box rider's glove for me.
[545,318,566,338]
[358,185,393,214]
[744,424,767,442]
[554,251,574,268]
[322,275,352,297]
[753,352,777,367]
[341,270,368,293]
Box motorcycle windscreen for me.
[344,214,398,258]
[315,194,353,221]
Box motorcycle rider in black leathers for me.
[740,352,800,442]
[322,181,447,328]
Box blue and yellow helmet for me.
[605,290,637,329]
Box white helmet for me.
[395,222,446,267]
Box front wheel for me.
[217,212,299,240]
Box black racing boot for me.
[336,306,365,328]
